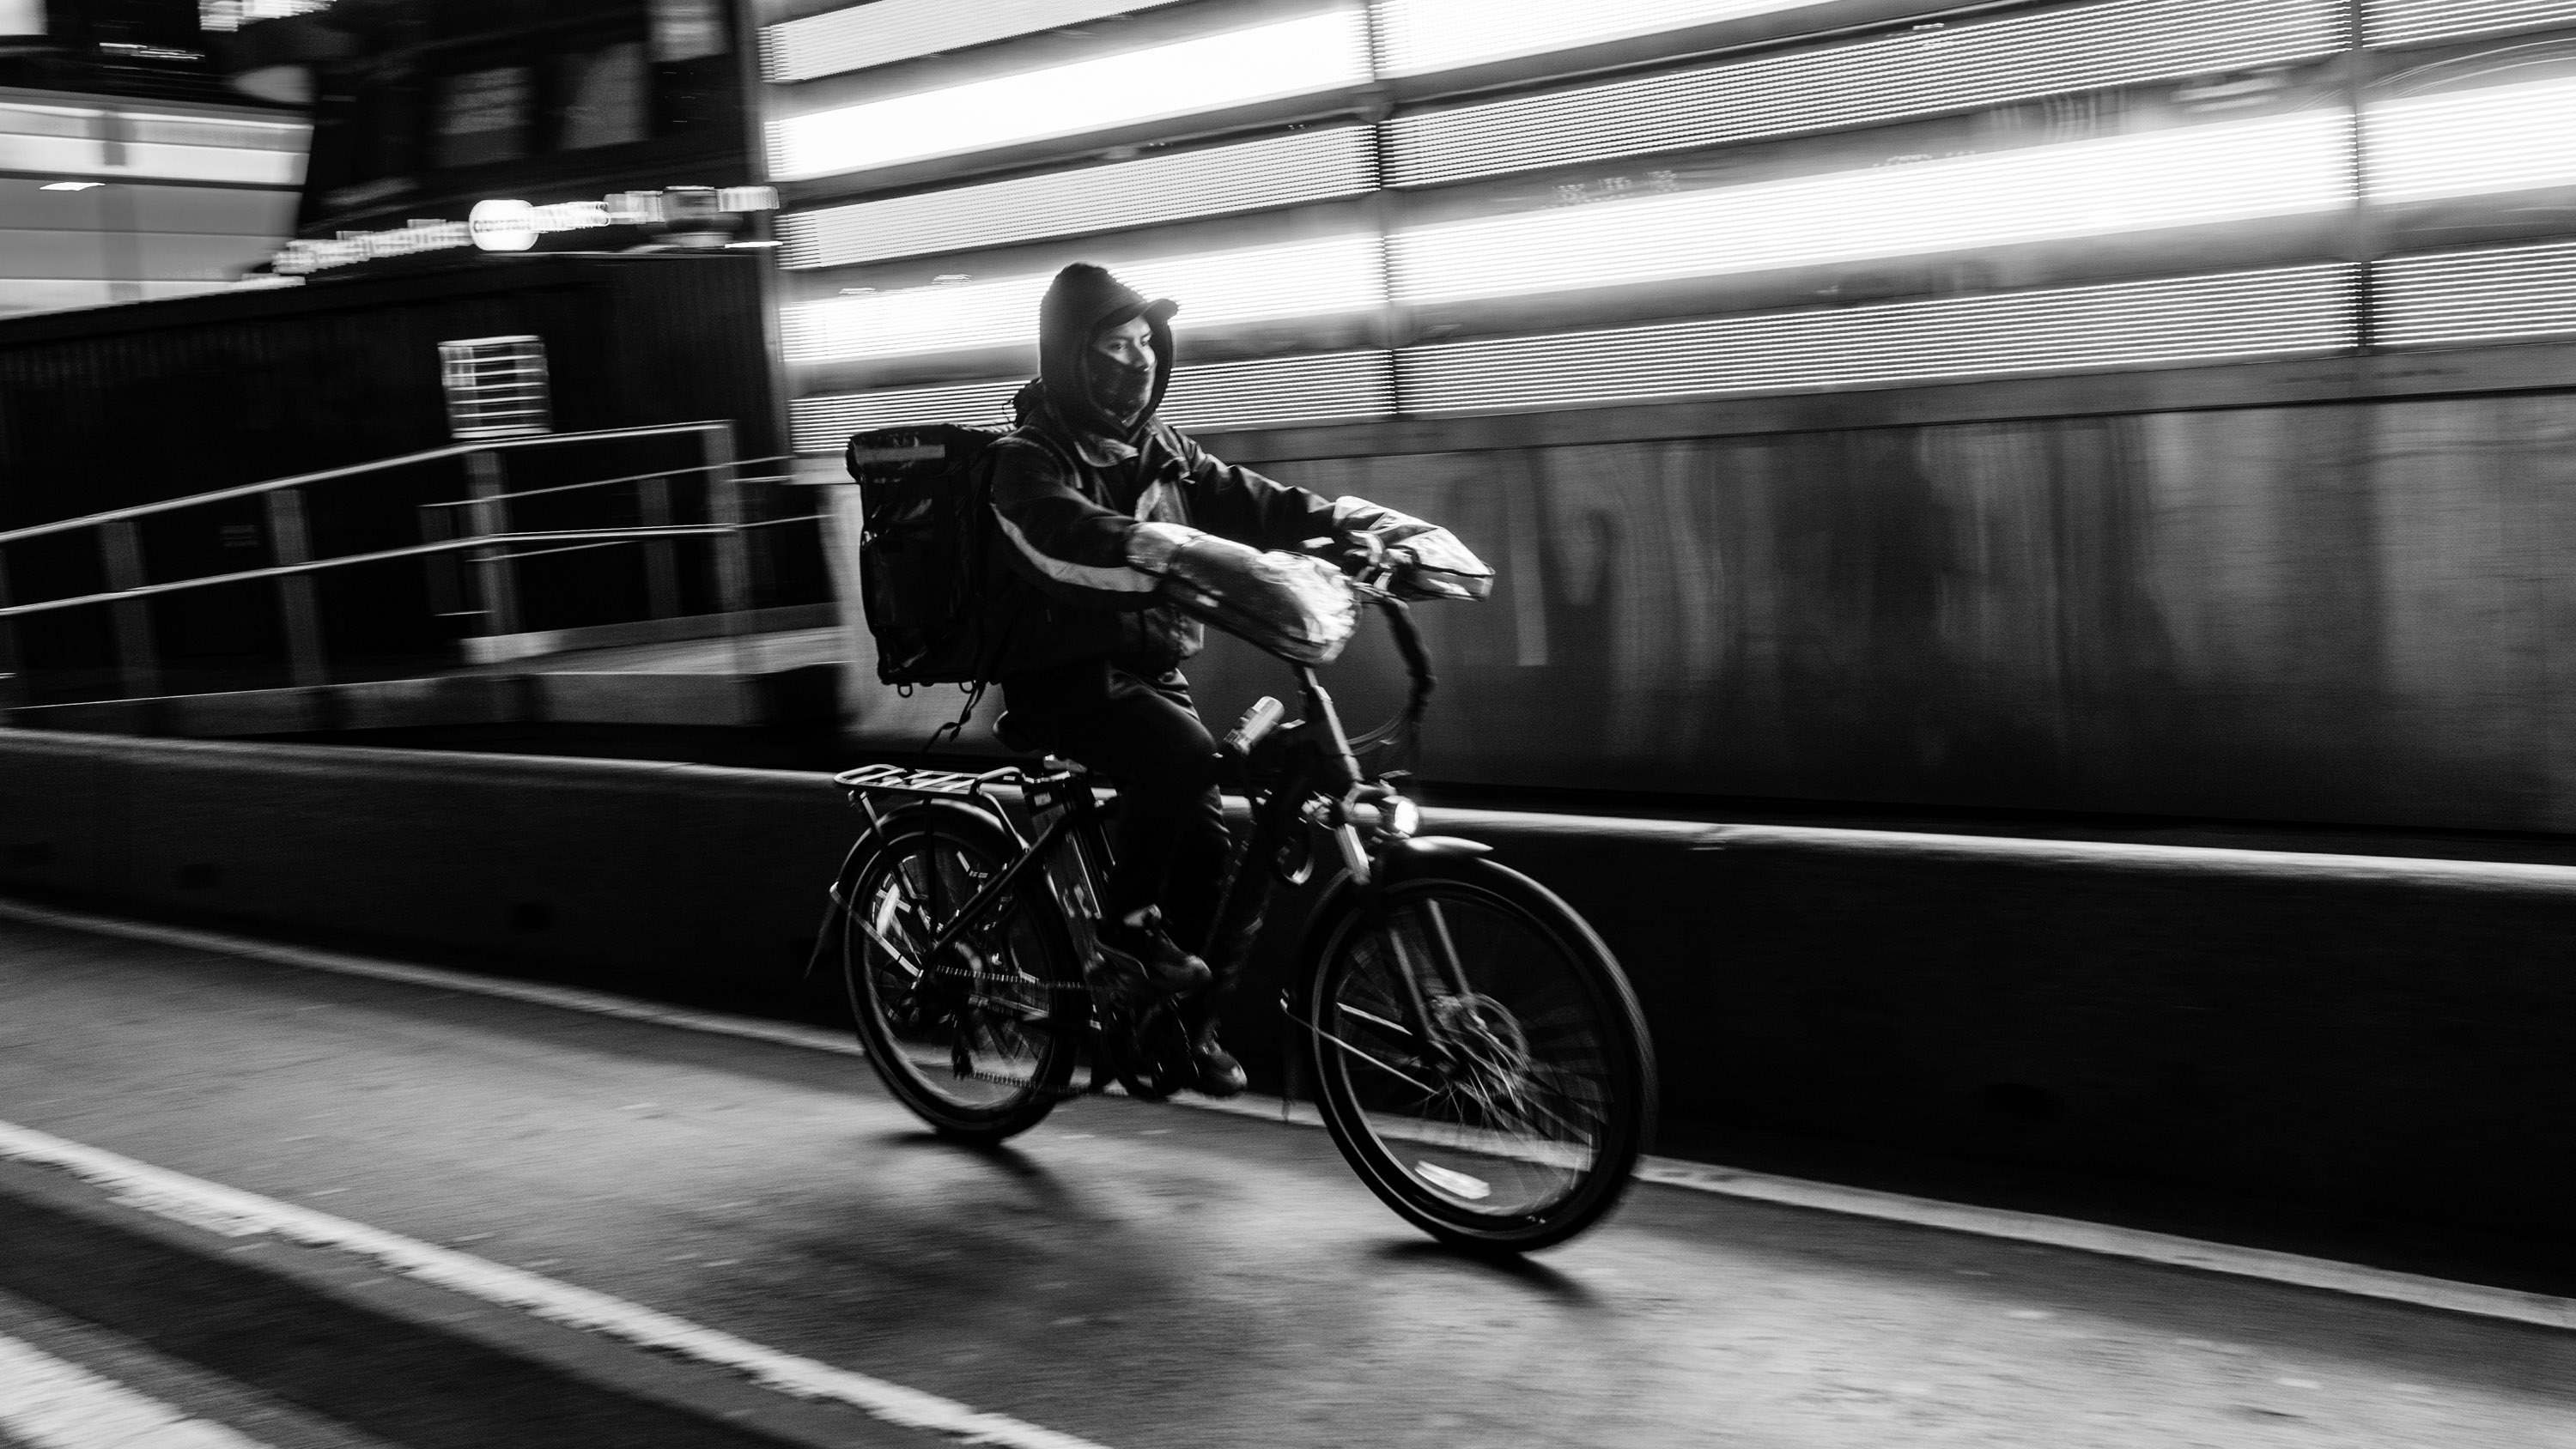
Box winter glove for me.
[1128,524,1358,664]
[1327,497,1495,602]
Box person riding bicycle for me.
[984,262,1490,1098]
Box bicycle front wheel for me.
[840,804,1084,1142]
[1306,858,1656,1252]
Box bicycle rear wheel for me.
[841,804,1084,1141]
[1306,858,1656,1252]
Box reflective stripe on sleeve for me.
[994,510,1157,594]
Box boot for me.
[1178,992,1248,1098]
[1089,906,1212,999]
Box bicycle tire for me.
[1304,858,1656,1252]
[840,802,1084,1142]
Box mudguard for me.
[803,796,1018,979]
[1289,836,1492,991]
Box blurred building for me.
[757,0,2576,446]
[224,0,759,243]
[0,0,307,317]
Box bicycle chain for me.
[868,878,1186,1101]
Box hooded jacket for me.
[982,264,1350,677]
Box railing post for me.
[636,473,682,619]
[704,424,751,616]
[463,451,521,637]
[99,518,160,699]
[264,487,328,687]
[0,545,24,710]
[418,504,466,620]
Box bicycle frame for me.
[824,593,1482,1076]
[823,580,1656,1251]
[829,761,1109,979]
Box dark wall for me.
[1099,392,2576,834]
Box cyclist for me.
[984,262,1489,1097]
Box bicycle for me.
[820,552,1659,1252]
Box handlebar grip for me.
[1224,695,1286,756]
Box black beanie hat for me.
[1037,263,1177,436]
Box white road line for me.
[0,1121,1111,1449]
[8,896,2576,1333]
[1630,1160,2576,1332]
[0,1330,272,1449]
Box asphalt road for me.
[2,915,2572,1449]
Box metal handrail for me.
[0,525,738,620]
[0,421,750,547]
[478,510,822,564]
[414,459,794,510]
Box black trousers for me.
[999,658,1230,957]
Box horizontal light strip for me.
[1392,111,2351,306]
[124,113,310,151]
[781,233,1382,365]
[1387,0,2341,188]
[2370,74,2576,203]
[779,128,1374,270]
[2377,239,2576,346]
[1400,266,2354,414]
[0,133,306,186]
[790,379,1025,451]
[1158,349,1397,431]
[768,10,1368,183]
[0,103,307,148]
[762,0,1195,83]
[2362,0,2576,45]
[1376,0,1836,76]
[788,351,1399,452]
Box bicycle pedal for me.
[1084,948,1182,1003]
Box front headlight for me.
[1379,794,1420,840]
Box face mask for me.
[1089,351,1154,426]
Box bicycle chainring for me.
[1097,998,1197,1102]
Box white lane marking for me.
[1184,1097,2576,1332]
[1631,1159,2576,1332]
[9,897,2576,1333]
[0,1330,273,1449]
[0,1121,1111,1449]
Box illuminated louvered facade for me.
[757,0,2576,442]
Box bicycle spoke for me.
[864,919,926,977]
[846,823,1077,1128]
[1320,876,1637,1228]
[1312,1026,1442,1095]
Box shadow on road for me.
[880,1129,1052,1179]
[1372,1238,1604,1307]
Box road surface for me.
[1,912,2570,1448]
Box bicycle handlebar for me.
[1344,596,1433,761]
[1242,537,1446,769]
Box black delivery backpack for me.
[844,424,1010,687]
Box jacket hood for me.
[1035,262,1176,440]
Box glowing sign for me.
[270,186,779,274]
[469,198,538,252]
